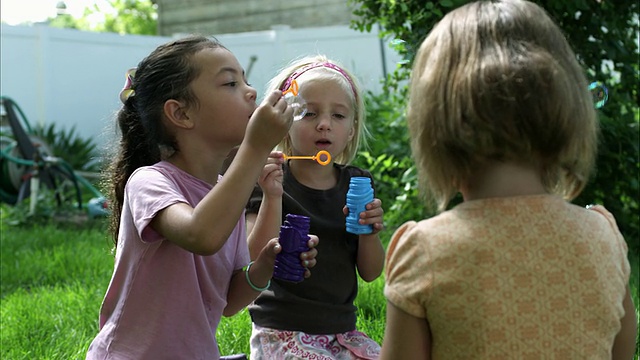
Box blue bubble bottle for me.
[345,177,374,235]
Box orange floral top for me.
[385,195,629,359]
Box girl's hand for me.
[246,90,293,154]
[343,198,385,234]
[257,151,285,198]
[251,235,319,282]
[248,238,281,288]
[300,235,319,278]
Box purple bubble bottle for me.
[274,214,310,283]
[346,177,374,235]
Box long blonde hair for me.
[266,55,369,165]
[408,0,598,212]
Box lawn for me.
[1,219,637,359]
[0,220,385,359]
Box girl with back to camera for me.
[85,35,318,360]
[381,1,637,359]
[245,55,386,359]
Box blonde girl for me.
[246,55,385,359]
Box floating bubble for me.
[390,39,406,48]
[589,81,608,109]
[389,39,411,66]
[284,92,307,121]
[282,79,308,121]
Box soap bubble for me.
[390,39,411,65]
[390,38,406,49]
[282,79,307,121]
[389,39,415,65]
[284,92,307,121]
[589,81,608,109]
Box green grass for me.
[0,220,386,358]
[1,221,113,359]
[1,220,638,359]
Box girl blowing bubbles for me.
[381,1,637,359]
[86,35,317,360]
[245,55,385,359]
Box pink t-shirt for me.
[86,161,250,360]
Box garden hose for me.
[0,96,106,214]
[1,142,103,208]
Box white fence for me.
[0,24,401,147]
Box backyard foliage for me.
[1,114,105,222]
[349,0,640,256]
[49,0,157,35]
[2,1,638,357]
[30,123,102,173]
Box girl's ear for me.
[164,99,194,129]
[348,124,355,141]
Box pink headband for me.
[280,62,357,100]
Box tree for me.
[348,0,639,254]
[49,0,157,35]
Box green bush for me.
[353,89,427,243]
[1,120,106,224]
[31,123,102,173]
[349,0,640,254]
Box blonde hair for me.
[266,55,368,164]
[408,0,598,212]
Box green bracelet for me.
[245,261,271,292]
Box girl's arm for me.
[153,92,291,256]
[380,301,431,360]
[247,195,280,260]
[247,152,284,260]
[354,198,385,282]
[223,240,278,316]
[612,285,637,360]
[224,235,319,316]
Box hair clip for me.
[119,68,137,104]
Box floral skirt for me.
[250,323,381,360]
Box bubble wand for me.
[283,150,331,166]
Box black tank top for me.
[246,162,374,334]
